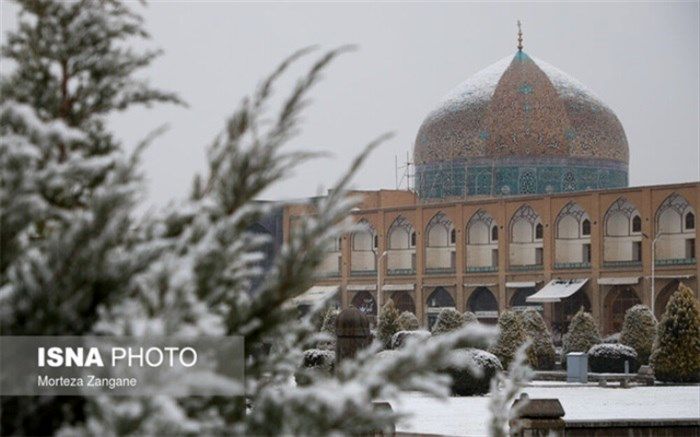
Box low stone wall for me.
[564,418,700,436]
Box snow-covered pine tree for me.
[377,298,401,348]
[397,311,420,331]
[519,308,556,370]
[432,308,466,334]
[490,310,530,369]
[620,304,657,365]
[321,307,340,335]
[1,1,180,434]
[562,308,601,359]
[463,311,479,325]
[66,49,526,436]
[651,283,700,382]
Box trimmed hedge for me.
[391,330,431,349]
[397,311,420,331]
[620,305,656,365]
[562,309,601,367]
[520,308,557,370]
[651,283,700,383]
[376,299,401,348]
[431,308,465,335]
[588,344,639,373]
[490,310,529,369]
[463,311,478,325]
[296,348,335,385]
[445,349,503,396]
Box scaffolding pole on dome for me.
[395,151,414,192]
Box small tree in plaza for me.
[377,299,401,348]
[491,311,531,369]
[562,308,601,358]
[651,283,700,383]
[397,311,420,331]
[519,308,557,370]
[620,304,657,365]
[431,308,466,334]
[321,307,339,335]
[463,311,479,325]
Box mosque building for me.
[282,27,699,336]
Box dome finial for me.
[517,20,523,51]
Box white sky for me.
[2,1,699,207]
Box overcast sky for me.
[2,1,699,207]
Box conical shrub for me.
[376,299,401,348]
[520,308,556,370]
[562,308,601,365]
[431,308,465,335]
[651,283,700,382]
[397,311,420,331]
[490,310,530,369]
[620,304,656,365]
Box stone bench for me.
[595,373,633,388]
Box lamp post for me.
[650,229,662,316]
[376,250,388,310]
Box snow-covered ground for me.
[391,382,700,437]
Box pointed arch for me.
[554,202,592,266]
[509,205,543,268]
[351,290,377,316]
[603,197,642,264]
[391,290,416,314]
[466,210,499,271]
[426,286,456,328]
[387,215,416,274]
[387,215,415,250]
[351,218,377,273]
[467,287,499,323]
[655,193,696,262]
[426,212,454,248]
[425,212,456,272]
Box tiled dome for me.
[413,51,629,200]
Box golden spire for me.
[517,20,523,51]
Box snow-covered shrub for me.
[432,308,465,334]
[562,309,601,367]
[519,308,556,370]
[377,299,401,348]
[391,330,431,349]
[397,311,420,331]
[588,344,638,373]
[491,311,530,369]
[296,349,336,385]
[603,333,621,344]
[651,283,700,383]
[620,305,656,365]
[321,307,339,335]
[463,311,479,325]
[445,349,503,396]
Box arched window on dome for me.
[562,171,576,192]
[655,193,696,262]
[466,210,498,271]
[519,171,536,194]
